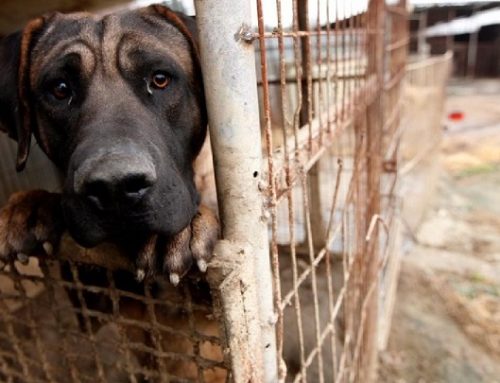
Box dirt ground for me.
[377,80,500,383]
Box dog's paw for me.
[135,205,219,285]
[0,190,64,266]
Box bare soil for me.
[378,80,500,383]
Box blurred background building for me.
[410,0,500,77]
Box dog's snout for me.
[83,172,155,209]
[74,149,157,210]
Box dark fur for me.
[0,6,221,381]
[0,6,207,249]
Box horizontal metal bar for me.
[385,37,409,52]
[384,66,406,91]
[406,50,453,73]
[386,4,409,17]
[251,28,383,41]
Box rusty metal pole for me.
[297,0,326,250]
[193,1,279,382]
[364,0,385,381]
[298,0,312,128]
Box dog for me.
[0,4,218,283]
[0,4,222,382]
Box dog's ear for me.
[0,17,45,171]
[150,5,201,62]
[0,32,22,141]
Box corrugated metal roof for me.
[425,6,500,36]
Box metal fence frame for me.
[0,1,410,382]
[195,1,278,381]
[196,0,408,382]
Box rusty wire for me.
[254,0,408,382]
[0,252,227,382]
[0,1,409,382]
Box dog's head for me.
[0,5,207,247]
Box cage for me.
[0,0,409,382]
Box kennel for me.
[0,0,408,382]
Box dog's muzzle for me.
[73,147,157,211]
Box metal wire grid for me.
[0,1,408,382]
[0,244,227,383]
[397,52,452,231]
[254,0,408,381]
[403,52,452,175]
[377,1,410,353]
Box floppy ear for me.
[149,5,208,156]
[150,5,201,64]
[0,17,45,171]
[0,32,22,140]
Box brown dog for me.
[0,4,222,382]
[0,4,218,283]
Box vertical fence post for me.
[364,0,386,381]
[296,0,326,250]
[193,1,279,382]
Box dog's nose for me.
[74,150,157,210]
[83,172,156,209]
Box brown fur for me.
[0,190,63,258]
[17,17,45,170]
[0,5,221,382]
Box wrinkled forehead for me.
[30,9,193,81]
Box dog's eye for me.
[51,80,72,100]
[151,71,170,90]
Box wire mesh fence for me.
[249,0,408,381]
[0,238,227,383]
[400,52,452,232]
[0,0,409,382]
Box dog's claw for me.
[161,205,218,282]
[0,191,63,264]
[134,205,218,284]
[197,259,207,273]
[190,205,218,270]
[43,242,54,256]
[17,253,29,265]
[169,273,180,286]
[136,269,146,282]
